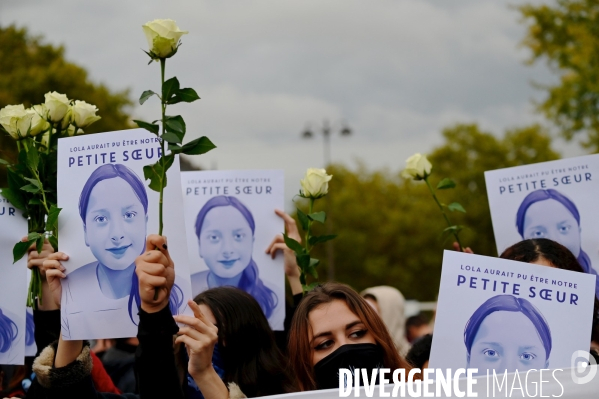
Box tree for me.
[518,0,599,150]
[310,124,560,301]
[0,25,133,186]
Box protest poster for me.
[485,155,599,297]
[429,250,595,375]
[0,195,27,364]
[181,170,285,330]
[57,128,192,340]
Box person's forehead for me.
[525,199,574,222]
[474,311,540,343]
[202,206,248,230]
[87,178,140,209]
[308,300,360,337]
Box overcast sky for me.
[1,0,577,206]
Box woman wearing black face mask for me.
[288,283,414,391]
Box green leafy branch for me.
[134,58,216,235]
[283,198,336,293]
[423,176,466,251]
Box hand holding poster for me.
[181,170,285,330]
[429,251,595,375]
[484,155,599,297]
[0,195,28,365]
[57,129,193,340]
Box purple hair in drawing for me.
[0,308,18,354]
[516,189,599,297]
[79,163,183,323]
[195,195,278,318]
[464,295,552,361]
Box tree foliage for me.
[518,0,599,150]
[0,25,133,186]
[309,124,560,301]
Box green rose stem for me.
[424,177,463,252]
[158,58,166,236]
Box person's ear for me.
[84,224,89,247]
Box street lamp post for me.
[301,120,352,281]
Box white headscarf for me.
[361,285,411,356]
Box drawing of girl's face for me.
[468,311,547,373]
[523,199,581,257]
[198,206,254,279]
[84,177,147,270]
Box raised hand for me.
[42,252,68,309]
[266,209,302,295]
[174,300,219,378]
[24,236,55,277]
[135,234,174,313]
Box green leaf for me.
[181,136,216,155]
[168,143,182,153]
[443,225,464,234]
[26,145,39,170]
[46,205,62,232]
[308,235,337,245]
[161,132,183,144]
[139,90,156,105]
[437,178,456,190]
[162,77,180,101]
[296,208,309,231]
[28,198,41,205]
[0,188,26,210]
[36,236,44,253]
[302,282,320,293]
[142,154,175,192]
[20,184,41,193]
[134,120,160,135]
[308,211,326,224]
[27,232,42,241]
[296,254,310,269]
[168,88,201,104]
[13,240,34,263]
[283,234,304,254]
[48,235,58,252]
[164,115,186,141]
[0,158,10,165]
[447,202,466,213]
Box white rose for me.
[142,19,188,59]
[401,153,432,180]
[300,168,333,199]
[61,107,73,130]
[66,125,84,137]
[0,104,34,139]
[26,107,49,136]
[71,100,100,128]
[40,131,50,148]
[44,92,70,123]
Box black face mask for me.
[313,343,385,390]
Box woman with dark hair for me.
[57,163,183,339]
[191,195,278,322]
[515,189,599,297]
[464,295,551,373]
[288,282,414,391]
[173,287,295,398]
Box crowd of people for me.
[1,210,598,399]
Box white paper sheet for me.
[429,251,595,375]
[57,129,192,340]
[0,194,28,365]
[181,170,285,330]
[485,155,599,297]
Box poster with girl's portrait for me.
[429,251,595,374]
[181,170,285,331]
[485,155,599,298]
[57,129,192,340]
[0,195,28,365]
